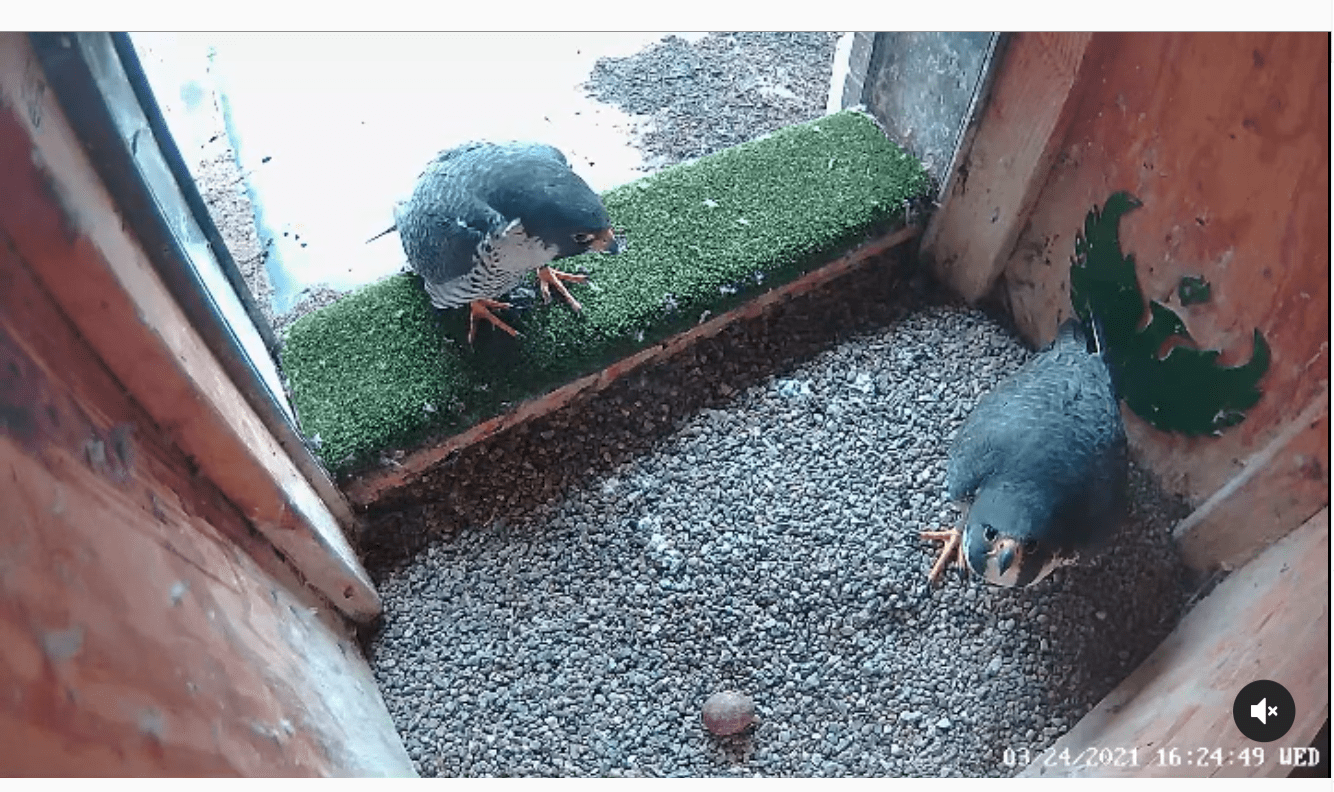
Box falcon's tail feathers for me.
[1058,312,1121,397]
[1054,314,1110,358]
[366,224,398,245]
[1054,316,1087,350]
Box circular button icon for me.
[1233,680,1296,742]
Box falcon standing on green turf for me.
[370,141,621,344]
[922,317,1128,587]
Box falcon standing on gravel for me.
[370,141,621,344]
[922,317,1128,587]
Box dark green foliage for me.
[1070,192,1270,436]
[281,110,930,473]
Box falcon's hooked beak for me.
[994,538,1019,576]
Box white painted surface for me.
[826,31,856,115]
[131,33,707,312]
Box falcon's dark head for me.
[961,485,1072,588]
[493,158,621,261]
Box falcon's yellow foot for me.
[468,298,520,345]
[537,266,589,313]
[920,526,966,584]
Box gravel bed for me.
[360,254,1200,778]
[585,32,840,171]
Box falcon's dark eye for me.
[982,525,997,542]
[573,232,596,245]
[1022,539,1039,553]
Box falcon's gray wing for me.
[945,324,1125,542]
[394,166,508,285]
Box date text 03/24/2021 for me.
[1001,746,1321,770]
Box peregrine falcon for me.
[370,141,621,344]
[922,317,1128,587]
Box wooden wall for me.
[1020,508,1329,778]
[0,34,413,775]
[927,32,1329,570]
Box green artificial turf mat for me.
[282,109,930,475]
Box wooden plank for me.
[344,224,920,508]
[921,32,1092,303]
[1175,386,1328,570]
[992,32,1330,565]
[1019,508,1329,778]
[0,439,413,776]
[0,33,379,621]
[0,227,413,775]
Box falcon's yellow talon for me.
[467,299,520,345]
[537,265,588,312]
[921,526,965,585]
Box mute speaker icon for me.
[1234,681,1293,741]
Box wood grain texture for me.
[345,225,920,508]
[0,33,378,621]
[1019,508,1329,778]
[1175,387,1329,570]
[0,226,413,775]
[921,32,1092,303]
[992,32,1329,567]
